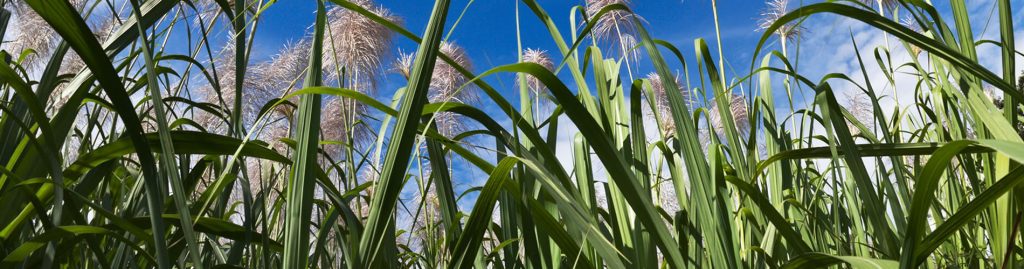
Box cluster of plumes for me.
[585,0,645,67]
[428,42,475,100]
[323,0,400,88]
[194,0,403,202]
[59,18,121,75]
[617,34,641,65]
[708,93,750,137]
[193,0,241,26]
[253,38,311,121]
[317,0,400,155]
[411,177,444,249]
[262,119,293,154]
[196,36,311,136]
[254,39,311,98]
[190,0,260,135]
[757,0,806,42]
[195,42,249,134]
[321,95,369,158]
[519,48,554,95]
[393,50,415,79]
[47,18,122,117]
[6,1,58,65]
[394,42,477,137]
[6,0,94,71]
[238,156,285,209]
[585,0,643,45]
[192,37,305,167]
[843,92,874,137]
[220,37,302,218]
[645,73,689,138]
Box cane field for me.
[1,0,1023,268]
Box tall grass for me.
[0,0,1021,268]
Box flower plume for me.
[646,72,689,137]
[757,0,806,42]
[317,0,401,152]
[585,0,643,43]
[323,0,401,93]
[393,41,477,137]
[6,2,58,65]
[708,93,749,137]
[519,48,554,94]
[843,92,874,136]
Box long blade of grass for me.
[281,0,326,267]
[21,1,172,266]
[357,0,452,265]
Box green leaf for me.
[781,253,898,269]
[282,1,326,268]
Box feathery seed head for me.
[202,40,278,127]
[50,17,122,115]
[645,72,689,137]
[431,42,476,137]
[7,2,57,66]
[757,0,806,42]
[618,33,641,62]
[323,0,401,93]
[520,48,554,94]
[393,50,415,80]
[251,38,311,119]
[844,92,874,136]
[262,119,292,154]
[255,39,310,90]
[585,0,642,44]
[194,0,242,25]
[193,104,229,134]
[320,96,370,158]
[584,0,646,61]
[60,18,121,76]
[210,41,242,101]
[430,41,474,99]
[708,93,749,137]
[392,42,476,137]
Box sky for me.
[243,0,1024,121]
[248,0,769,98]
[222,0,1024,212]
[10,0,1021,225]
[240,0,782,210]
[227,0,774,105]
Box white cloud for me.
[775,0,1024,139]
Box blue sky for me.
[242,0,1024,116]
[249,0,770,100]
[225,0,1024,211]
[240,0,779,208]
